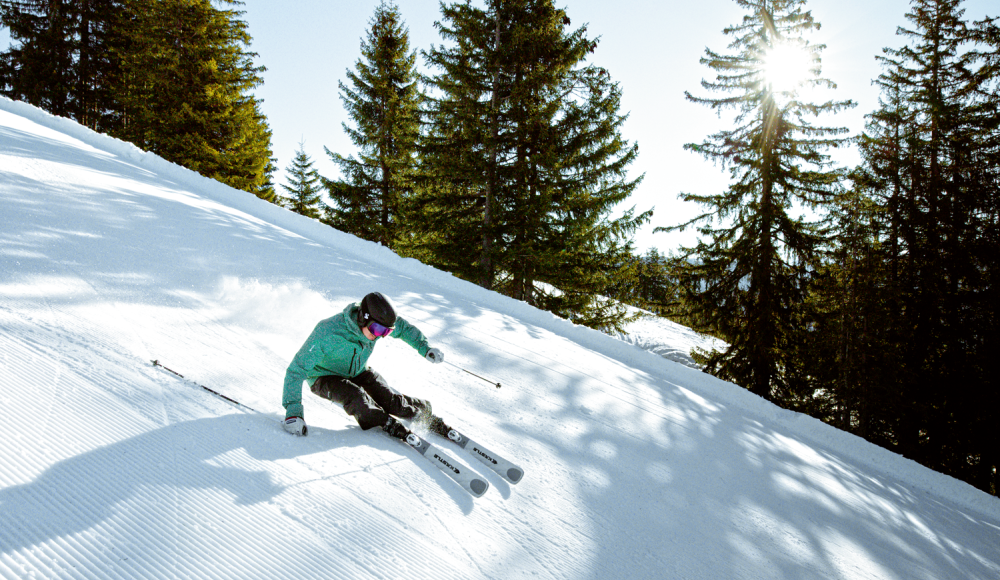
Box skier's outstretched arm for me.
[392,317,444,363]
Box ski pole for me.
[151,359,261,412]
[445,361,501,389]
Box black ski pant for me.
[311,369,430,431]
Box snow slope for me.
[612,309,726,370]
[1,96,998,580]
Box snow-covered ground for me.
[613,309,726,370]
[1,96,998,580]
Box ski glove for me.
[283,416,308,436]
[426,348,444,364]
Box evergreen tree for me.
[848,0,999,494]
[633,249,675,316]
[1,0,73,115]
[806,173,899,436]
[968,12,1000,495]
[0,0,122,129]
[281,142,324,219]
[1,0,276,199]
[792,78,914,439]
[608,248,682,319]
[413,0,649,331]
[660,0,853,401]
[111,0,274,197]
[324,1,421,247]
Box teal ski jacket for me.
[282,302,431,420]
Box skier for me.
[281,292,447,440]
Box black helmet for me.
[358,292,396,328]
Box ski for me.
[435,426,524,485]
[402,433,490,498]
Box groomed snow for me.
[2,96,998,579]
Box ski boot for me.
[412,399,434,427]
[384,416,421,447]
[428,416,463,443]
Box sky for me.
[2,0,996,253]
[3,95,1000,579]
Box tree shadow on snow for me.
[502,349,1000,580]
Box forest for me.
[2,0,997,497]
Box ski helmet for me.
[358,292,396,328]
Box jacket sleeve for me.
[282,359,307,420]
[392,316,430,357]
[282,340,326,419]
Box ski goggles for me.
[368,321,394,338]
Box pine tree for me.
[1,0,275,198]
[111,0,274,198]
[1,0,72,116]
[0,0,122,129]
[610,248,680,318]
[968,11,1000,498]
[406,0,498,286]
[850,0,999,494]
[281,142,324,219]
[323,1,421,247]
[806,173,899,437]
[660,0,853,401]
[413,0,649,331]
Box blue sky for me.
[3,0,996,253]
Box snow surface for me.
[613,310,726,371]
[1,95,998,580]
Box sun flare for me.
[762,42,816,95]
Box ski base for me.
[403,434,489,498]
[442,428,524,485]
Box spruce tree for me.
[850,0,999,494]
[281,142,324,219]
[968,12,1000,496]
[612,248,679,318]
[789,77,912,440]
[324,1,421,247]
[661,0,853,401]
[1,0,276,199]
[0,0,122,129]
[111,0,274,198]
[1,0,72,116]
[806,173,899,437]
[414,0,649,331]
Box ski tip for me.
[507,467,524,484]
[470,478,489,497]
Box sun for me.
[762,41,816,96]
